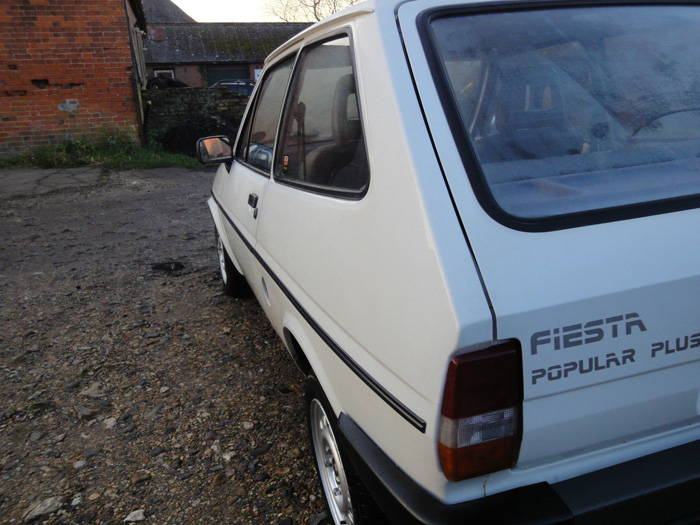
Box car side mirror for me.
[196,136,233,164]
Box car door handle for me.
[248,193,259,209]
[248,193,259,219]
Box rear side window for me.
[425,5,700,229]
[274,36,369,196]
[236,58,294,174]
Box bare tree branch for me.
[263,0,360,22]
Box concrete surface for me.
[0,166,105,200]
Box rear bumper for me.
[337,414,700,524]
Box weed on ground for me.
[0,135,201,172]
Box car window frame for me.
[271,29,370,200]
[416,0,700,232]
[234,55,298,178]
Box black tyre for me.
[216,230,249,297]
[305,375,387,525]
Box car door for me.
[214,57,295,296]
[254,34,373,338]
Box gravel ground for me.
[0,168,327,524]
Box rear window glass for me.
[428,5,700,226]
[275,36,369,195]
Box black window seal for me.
[275,176,367,200]
[271,28,370,201]
[233,81,258,164]
[416,0,700,232]
[234,92,272,179]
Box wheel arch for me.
[283,327,312,377]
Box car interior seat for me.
[475,61,583,163]
[305,74,363,186]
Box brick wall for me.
[166,66,204,88]
[0,0,141,156]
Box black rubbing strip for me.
[211,192,427,433]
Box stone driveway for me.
[0,167,327,524]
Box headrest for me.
[332,74,357,146]
[499,64,568,131]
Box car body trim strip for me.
[211,192,427,433]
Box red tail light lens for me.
[438,342,522,481]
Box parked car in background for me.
[146,77,189,89]
[210,79,256,96]
[198,0,700,523]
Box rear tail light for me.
[438,341,522,481]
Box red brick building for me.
[0,0,147,156]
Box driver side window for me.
[235,58,294,174]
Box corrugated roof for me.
[143,23,311,64]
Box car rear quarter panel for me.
[252,8,494,500]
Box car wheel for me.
[305,375,387,525]
[216,230,249,297]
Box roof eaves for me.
[128,0,147,30]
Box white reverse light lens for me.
[439,407,517,448]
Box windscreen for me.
[429,5,700,222]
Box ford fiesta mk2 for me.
[197,1,700,523]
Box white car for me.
[198,1,700,523]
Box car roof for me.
[265,0,377,64]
